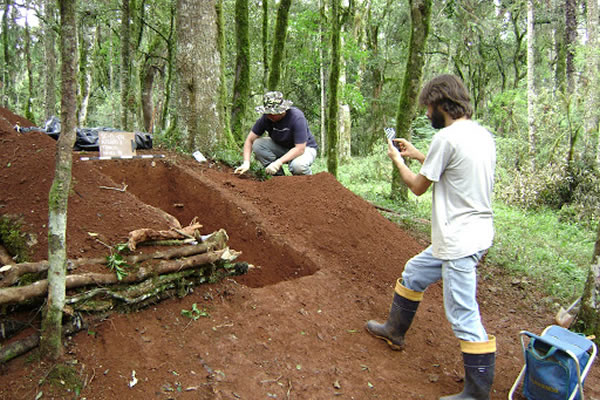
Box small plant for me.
[181,303,209,320]
[106,243,130,281]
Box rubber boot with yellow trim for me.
[365,280,422,350]
[439,336,496,400]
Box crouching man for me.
[234,91,318,176]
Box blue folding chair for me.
[509,325,596,400]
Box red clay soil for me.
[0,106,598,400]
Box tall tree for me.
[24,16,34,123]
[583,0,600,163]
[78,7,97,126]
[267,0,292,90]
[121,0,132,130]
[43,0,58,121]
[262,0,269,89]
[215,0,233,145]
[40,0,78,360]
[318,0,327,156]
[175,0,221,153]
[526,0,537,165]
[564,0,576,94]
[230,0,250,140]
[391,0,432,201]
[327,0,341,177]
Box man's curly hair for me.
[418,74,473,119]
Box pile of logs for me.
[0,221,247,363]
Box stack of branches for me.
[0,220,247,363]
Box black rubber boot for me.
[439,350,495,400]
[365,292,419,350]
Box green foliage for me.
[0,215,31,263]
[106,243,130,281]
[41,363,83,397]
[488,203,594,301]
[314,154,596,302]
[181,303,210,320]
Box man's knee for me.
[289,159,312,175]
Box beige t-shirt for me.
[419,119,496,259]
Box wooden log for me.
[0,244,14,266]
[0,248,240,305]
[128,222,203,250]
[0,229,229,288]
[0,316,86,364]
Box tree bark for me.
[564,0,576,94]
[319,0,326,157]
[267,0,292,90]
[78,11,96,126]
[121,0,132,130]
[326,0,341,178]
[176,0,221,153]
[262,0,269,89]
[391,0,432,201]
[40,0,78,361]
[231,0,250,141]
[43,0,58,121]
[526,0,537,167]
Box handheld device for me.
[384,127,396,141]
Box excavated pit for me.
[94,158,320,288]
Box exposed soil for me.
[0,106,598,400]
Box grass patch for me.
[313,155,595,302]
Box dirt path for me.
[0,106,597,399]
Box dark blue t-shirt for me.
[251,107,318,150]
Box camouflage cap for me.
[255,91,293,114]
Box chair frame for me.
[508,325,597,400]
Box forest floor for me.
[0,105,598,400]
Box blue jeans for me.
[401,246,488,342]
[252,137,317,175]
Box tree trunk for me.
[577,222,600,339]
[526,0,537,167]
[326,0,340,178]
[121,0,132,131]
[175,0,221,153]
[2,0,11,108]
[391,0,432,201]
[78,17,96,126]
[24,18,34,123]
[262,0,269,89]
[215,0,233,145]
[584,0,600,164]
[564,0,576,94]
[267,0,292,90]
[553,0,566,92]
[40,0,78,361]
[231,0,250,141]
[43,0,58,121]
[319,0,326,157]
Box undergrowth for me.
[313,155,596,303]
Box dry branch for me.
[0,249,239,305]
[128,222,203,250]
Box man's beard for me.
[430,107,446,129]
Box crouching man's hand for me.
[234,161,250,175]
[265,159,283,175]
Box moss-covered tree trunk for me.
[584,0,600,164]
[215,0,233,146]
[578,222,600,340]
[43,0,58,121]
[267,0,291,91]
[176,0,221,153]
[24,18,34,123]
[326,0,340,178]
[121,0,132,130]
[40,0,78,361]
[262,0,269,90]
[391,0,431,201]
[231,0,250,141]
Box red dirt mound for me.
[0,106,597,399]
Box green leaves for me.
[106,242,130,280]
[181,303,210,320]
